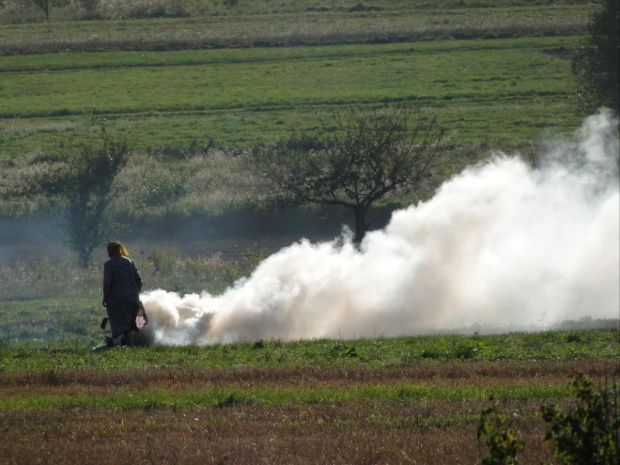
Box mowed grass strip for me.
[0,36,581,73]
[0,37,579,119]
[0,36,583,156]
[0,380,575,411]
[0,98,581,159]
[0,367,603,461]
[2,360,615,410]
[0,400,553,433]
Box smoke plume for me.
[141,111,619,345]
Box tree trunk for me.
[353,207,366,243]
[78,245,90,269]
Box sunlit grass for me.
[1,329,618,371]
[0,36,583,158]
[0,382,575,411]
[0,38,579,118]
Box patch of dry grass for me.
[2,360,616,389]
[0,5,589,55]
[1,347,616,463]
[0,401,563,464]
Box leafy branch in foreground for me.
[477,406,524,464]
[477,373,619,465]
[541,373,619,465]
[249,105,446,242]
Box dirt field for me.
[2,360,617,464]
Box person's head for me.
[107,241,129,258]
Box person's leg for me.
[123,330,134,347]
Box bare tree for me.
[249,105,445,242]
[31,0,55,21]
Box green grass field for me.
[1,3,617,462]
[0,0,592,160]
[2,292,618,368]
[1,36,584,159]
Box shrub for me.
[451,332,488,359]
[149,246,178,275]
[477,373,619,464]
[477,406,525,465]
[541,373,619,465]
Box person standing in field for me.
[102,241,147,347]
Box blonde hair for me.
[107,241,129,257]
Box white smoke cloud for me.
[141,111,619,345]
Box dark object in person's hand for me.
[100,317,108,329]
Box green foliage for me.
[242,249,264,270]
[477,406,525,464]
[1,323,618,370]
[133,171,187,208]
[329,342,359,359]
[541,373,619,465]
[451,332,489,360]
[477,373,619,464]
[571,0,620,114]
[149,246,177,275]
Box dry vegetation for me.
[0,9,588,55]
[2,360,617,464]
[0,408,556,464]
[2,360,615,389]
